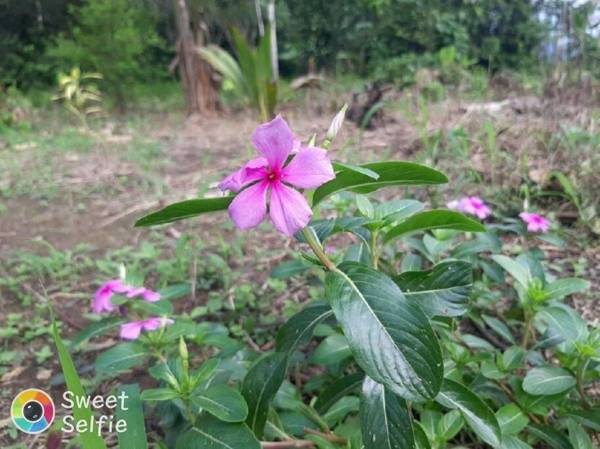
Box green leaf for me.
[375,199,424,224]
[117,384,148,449]
[567,420,593,449]
[495,404,529,435]
[394,261,473,317]
[545,278,590,300]
[522,366,576,395]
[95,343,147,373]
[70,317,125,348]
[270,259,310,279]
[414,422,431,449]
[528,424,573,449]
[535,305,589,347]
[491,255,532,288]
[439,410,464,440]
[276,303,333,354]
[313,162,448,206]
[176,414,260,449]
[332,162,380,180]
[501,346,526,371]
[312,334,352,365]
[134,197,233,227]
[51,319,108,449]
[482,314,516,344]
[241,352,288,438]
[360,376,415,449]
[315,372,365,414]
[192,385,248,423]
[384,210,485,243]
[140,388,179,401]
[500,435,533,449]
[436,379,501,447]
[567,409,600,432]
[325,262,443,401]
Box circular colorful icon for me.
[11,389,55,434]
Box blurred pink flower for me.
[219,115,335,236]
[120,317,174,340]
[126,287,161,302]
[519,212,550,233]
[448,196,492,219]
[92,279,130,314]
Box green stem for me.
[576,357,591,409]
[302,227,335,271]
[371,230,380,269]
[521,310,534,349]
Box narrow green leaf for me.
[276,303,333,354]
[495,403,529,435]
[394,261,473,317]
[491,255,532,288]
[522,367,576,395]
[313,162,448,206]
[333,162,380,180]
[51,320,108,449]
[95,343,147,373]
[192,384,248,423]
[312,334,352,365]
[567,419,593,449]
[482,314,516,344]
[140,388,179,401]
[325,262,443,402]
[528,424,573,449]
[545,278,590,300]
[270,259,311,279]
[385,210,485,243]
[117,384,148,449]
[70,317,125,348]
[134,197,233,227]
[360,376,415,449]
[315,372,365,413]
[241,352,288,438]
[436,379,501,447]
[176,414,260,449]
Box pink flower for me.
[519,212,550,233]
[120,317,174,340]
[219,116,335,236]
[92,279,130,314]
[126,287,161,302]
[449,196,492,219]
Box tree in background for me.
[47,0,164,109]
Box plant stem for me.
[576,357,591,409]
[302,227,336,271]
[304,428,348,444]
[371,229,380,269]
[521,311,534,349]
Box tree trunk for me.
[267,0,279,82]
[173,0,218,115]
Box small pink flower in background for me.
[519,212,550,233]
[448,196,492,219]
[126,287,161,302]
[219,115,335,236]
[92,279,130,314]
[120,317,174,340]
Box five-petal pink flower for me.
[92,279,161,314]
[519,212,550,233]
[120,317,174,340]
[448,196,492,219]
[219,116,335,236]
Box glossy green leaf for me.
[436,379,501,447]
[70,317,126,348]
[375,199,424,223]
[276,303,333,354]
[495,403,529,435]
[567,420,594,449]
[482,314,516,344]
[491,255,532,288]
[312,334,352,365]
[500,435,533,449]
[394,261,473,317]
[522,366,576,395]
[535,305,589,348]
[313,162,448,206]
[439,410,464,440]
[528,424,573,449]
[325,262,443,401]
[241,352,288,438]
[545,278,590,300]
[315,372,365,413]
[567,409,600,432]
[135,197,233,227]
[385,210,485,243]
[192,384,248,423]
[501,346,526,371]
[360,376,415,449]
[117,384,148,449]
[51,319,108,449]
[270,259,311,279]
[95,342,148,373]
[176,414,260,449]
[413,422,431,449]
[333,162,380,179]
[140,388,179,401]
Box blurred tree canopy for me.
[1,0,598,95]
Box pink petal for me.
[92,284,116,314]
[142,289,161,302]
[120,321,144,340]
[252,115,294,170]
[281,147,335,189]
[142,317,174,331]
[269,182,312,236]
[126,287,146,298]
[228,180,269,230]
[218,157,268,193]
[106,279,130,294]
